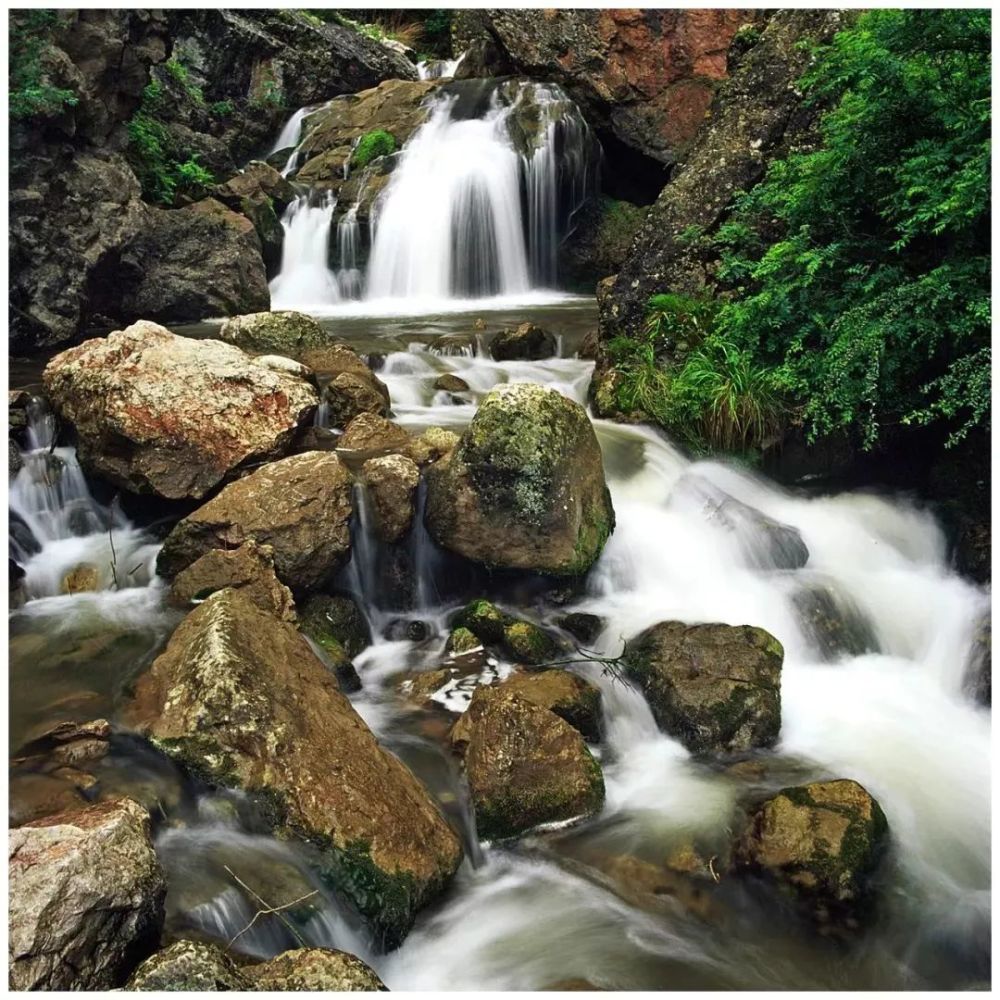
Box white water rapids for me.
[9,317,990,989]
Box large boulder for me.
[734,779,890,930]
[450,686,605,841]
[624,621,783,755]
[9,797,166,991]
[488,322,557,361]
[425,383,615,575]
[498,669,603,742]
[219,309,328,359]
[126,940,251,991]
[125,589,463,946]
[245,948,387,991]
[43,321,318,499]
[168,539,296,621]
[157,451,353,592]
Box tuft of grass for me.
[352,129,396,169]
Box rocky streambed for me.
[7,306,991,990]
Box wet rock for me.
[9,773,90,828]
[499,669,602,742]
[323,371,392,429]
[450,686,605,841]
[425,383,615,576]
[254,354,316,384]
[9,557,27,610]
[126,939,251,991]
[299,594,372,660]
[578,329,600,361]
[9,797,166,990]
[964,615,991,707]
[169,539,296,621]
[598,853,722,923]
[43,321,318,500]
[362,454,420,543]
[734,779,890,931]
[213,164,296,274]
[157,451,353,592]
[432,333,477,356]
[297,595,364,693]
[791,581,879,661]
[624,621,783,755]
[115,198,270,325]
[60,562,102,595]
[503,620,559,665]
[245,947,387,991]
[14,719,112,768]
[339,412,411,453]
[556,612,604,645]
[488,322,557,361]
[125,589,462,946]
[9,438,23,478]
[434,373,471,394]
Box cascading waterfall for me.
[269,106,312,177]
[416,55,465,80]
[267,79,598,311]
[268,191,341,310]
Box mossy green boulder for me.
[624,621,782,755]
[425,382,615,575]
[503,620,558,665]
[125,588,462,948]
[219,310,329,357]
[734,779,889,930]
[450,686,604,841]
[455,599,506,644]
[446,626,481,655]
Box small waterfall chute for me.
[269,191,342,310]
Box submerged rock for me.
[557,611,605,645]
[488,322,557,361]
[157,451,353,592]
[169,539,296,621]
[964,615,991,707]
[734,779,889,931]
[790,581,879,661]
[362,454,420,543]
[126,939,250,991]
[498,669,603,742]
[624,621,783,755]
[43,321,318,500]
[434,373,471,394]
[125,589,462,946]
[245,947,387,991]
[61,562,101,595]
[450,686,605,841]
[425,383,615,575]
[9,797,166,990]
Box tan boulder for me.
[42,321,317,500]
[245,948,387,991]
[362,453,420,542]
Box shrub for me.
[352,129,396,169]
[9,10,78,121]
[210,99,234,118]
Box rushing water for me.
[9,306,990,988]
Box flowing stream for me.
[8,314,990,989]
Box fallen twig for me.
[533,638,632,685]
[223,864,318,950]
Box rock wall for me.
[597,10,847,344]
[452,8,756,199]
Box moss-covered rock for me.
[126,939,251,990]
[450,686,605,841]
[245,947,387,991]
[446,626,481,655]
[425,383,615,575]
[734,779,890,931]
[503,620,559,665]
[125,589,463,947]
[624,620,782,755]
[298,594,371,660]
[219,309,329,358]
[498,669,602,742]
[455,599,507,644]
[488,322,557,361]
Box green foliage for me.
[644,293,718,351]
[714,8,990,449]
[164,58,189,84]
[210,99,234,118]
[9,9,78,121]
[251,78,284,110]
[352,129,397,169]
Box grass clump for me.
[352,129,396,169]
[9,10,78,121]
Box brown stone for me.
[362,453,420,543]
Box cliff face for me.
[596,10,847,344]
[453,8,756,196]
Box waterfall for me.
[336,205,363,300]
[416,54,465,80]
[269,106,312,177]
[268,192,341,310]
